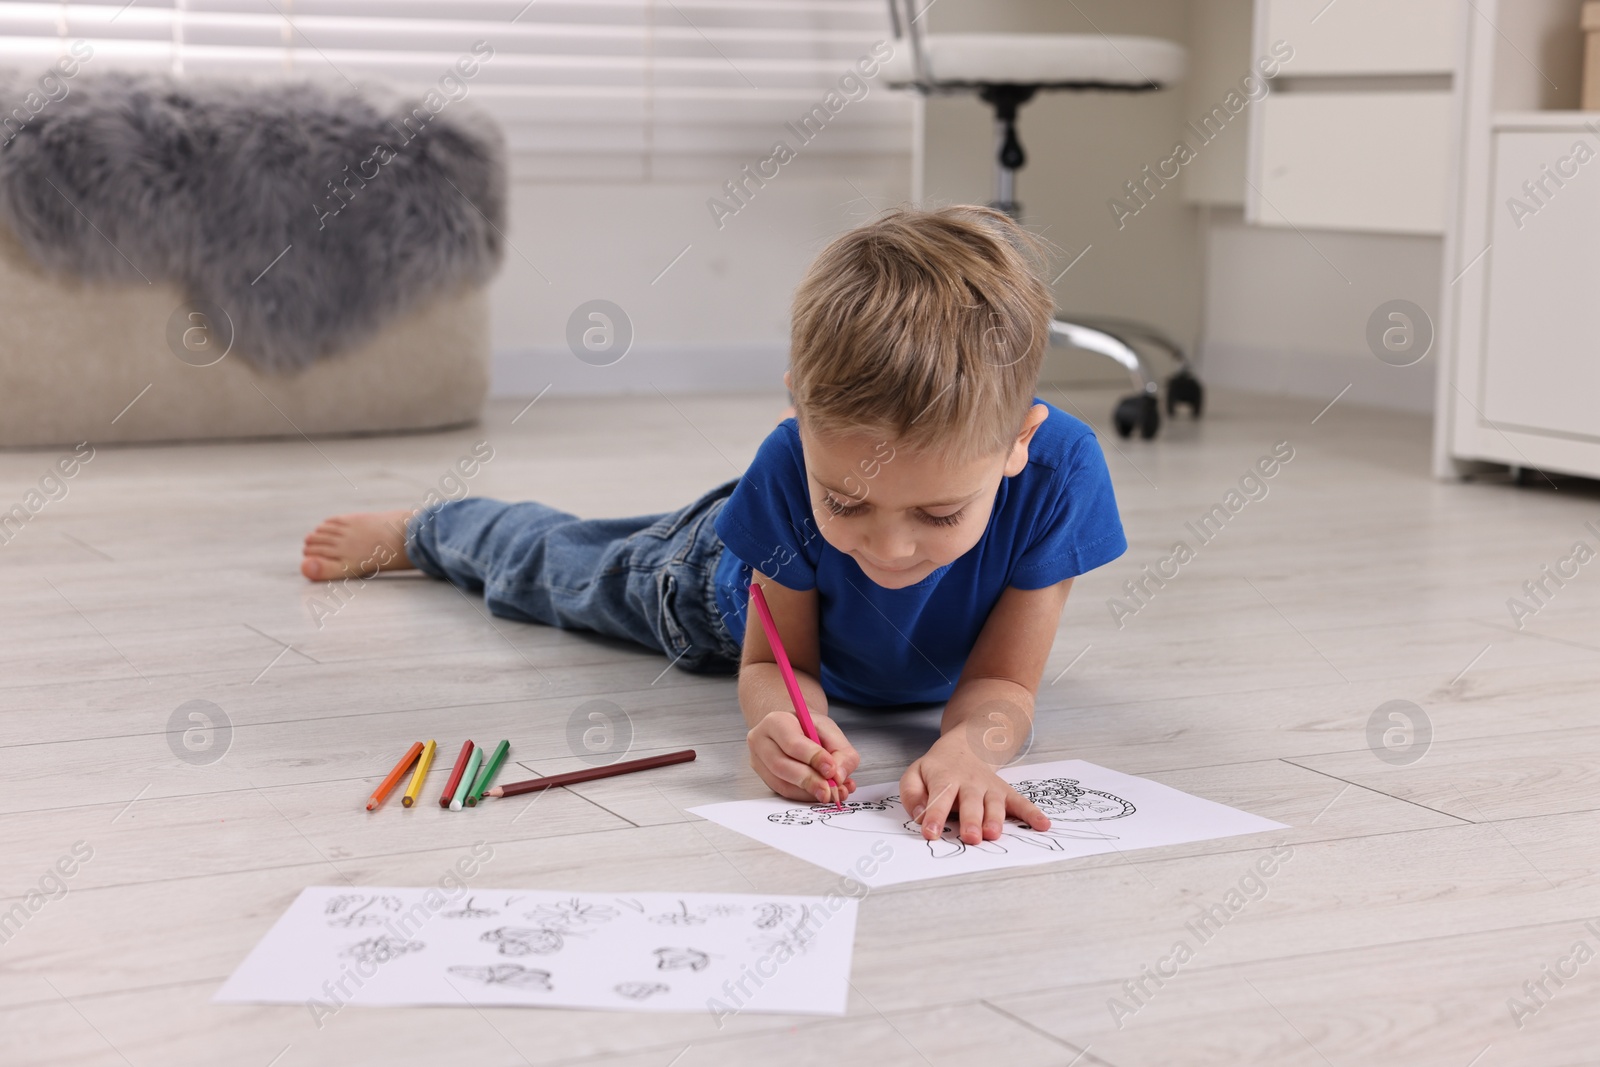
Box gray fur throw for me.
[0,71,505,372]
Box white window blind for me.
[0,0,913,180]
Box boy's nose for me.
[860,532,917,570]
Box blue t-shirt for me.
[710,399,1126,706]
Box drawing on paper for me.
[324,893,403,927]
[481,926,568,956]
[614,981,670,1000]
[648,900,707,926]
[217,887,859,1016]
[441,896,499,920]
[688,758,1291,890]
[341,936,424,965]
[1016,778,1136,821]
[753,903,796,930]
[765,778,1135,858]
[447,964,553,991]
[748,905,819,959]
[767,779,1134,828]
[653,947,711,972]
[525,899,619,929]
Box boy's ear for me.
[783,370,792,391]
[1002,404,1049,477]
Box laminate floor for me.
[2,387,1597,1067]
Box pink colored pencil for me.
[748,581,843,807]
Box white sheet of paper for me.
[690,759,1289,887]
[215,887,856,1015]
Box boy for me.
[301,205,1126,848]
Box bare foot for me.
[301,510,417,581]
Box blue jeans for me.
[406,479,743,674]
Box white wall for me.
[1193,0,1444,413]
[1201,210,1441,412]
[488,151,908,398]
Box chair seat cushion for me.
[884,33,1186,90]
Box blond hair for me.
[789,204,1055,462]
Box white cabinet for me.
[1262,0,1458,74]
[1436,0,1600,480]
[1254,92,1454,234]
[1480,130,1600,439]
[1247,0,1461,235]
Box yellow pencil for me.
[401,739,437,808]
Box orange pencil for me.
[366,741,423,812]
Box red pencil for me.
[438,740,475,809]
[366,741,423,812]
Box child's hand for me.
[899,734,1051,845]
[747,712,860,804]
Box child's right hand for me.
[747,712,860,804]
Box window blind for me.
[0,0,913,180]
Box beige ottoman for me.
[0,227,489,449]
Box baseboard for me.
[491,341,790,398]
[1197,342,1437,414]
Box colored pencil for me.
[439,740,475,809]
[465,739,510,807]
[449,746,483,811]
[748,580,842,806]
[366,741,423,812]
[401,740,437,808]
[487,749,697,798]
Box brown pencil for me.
[486,749,696,798]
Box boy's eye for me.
[822,494,865,517]
[918,508,964,528]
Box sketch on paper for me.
[341,936,423,966]
[525,899,619,929]
[748,904,820,959]
[690,759,1291,888]
[649,900,707,926]
[448,964,553,991]
[753,903,796,930]
[653,947,711,972]
[324,893,403,927]
[219,888,855,1015]
[615,981,670,1000]
[766,778,1134,859]
[441,896,498,920]
[481,926,569,957]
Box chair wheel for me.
[1113,394,1160,439]
[1167,370,1204,417]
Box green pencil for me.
[449,746,482,811]
[466,739,510,807]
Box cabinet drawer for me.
[1480,130,1600,440]
[1263,0,1458,75]
[1250,92,1453,234]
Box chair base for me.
[1049,318,1204,440]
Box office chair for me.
[882,1,1204,439]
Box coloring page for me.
[689,759,1288,887]
[215,888,856,1015]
